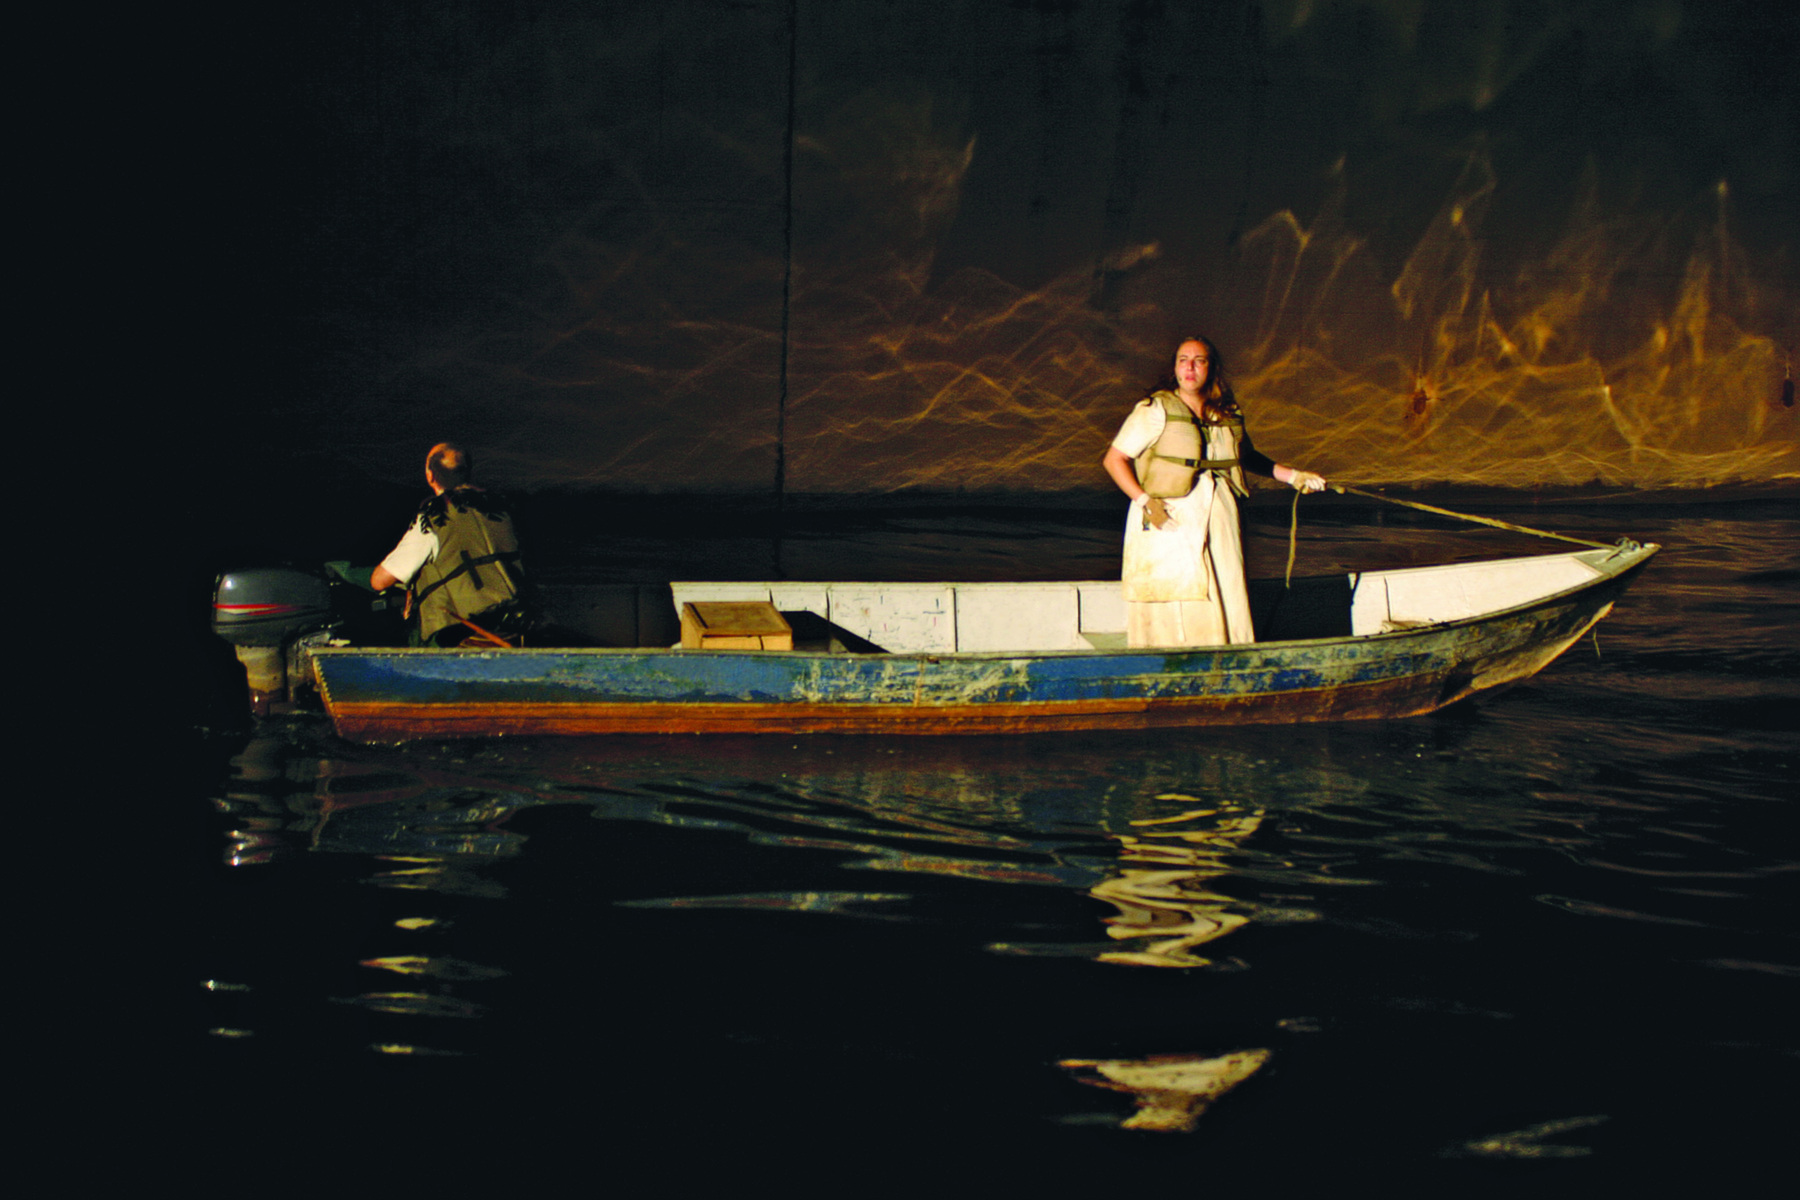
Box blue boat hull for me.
[310,544,1655,740]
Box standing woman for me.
[1102,336,1325,648]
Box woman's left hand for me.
[1288,470,1327,494]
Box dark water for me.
[192,495,1796,1189]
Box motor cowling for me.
[212,567,336,647]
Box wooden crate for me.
[679,600,794,650]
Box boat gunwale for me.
[307,542,1658,664]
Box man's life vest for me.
[411,488,524,644]
[1132,392,1248,499]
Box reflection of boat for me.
[288,542,1656,741]
[1060,1050,1272,1132]
[1092,805,1263,968]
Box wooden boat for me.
[304,541,1658,741]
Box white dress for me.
[1110,398,1256,648]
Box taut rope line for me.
[1282,483,1616,588]
[1329,485,1616,548]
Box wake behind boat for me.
[224,539,1658,741]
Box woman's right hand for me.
[1144,496,1173,528]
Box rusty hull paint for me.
[311,546,1652,741]
[321,613,1598,739]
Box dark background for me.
[200,0,1796,518]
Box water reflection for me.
[1091,799,1262,968]
[358,955,508,981]
[618,891,912,916]
[1451,1114,1610,1159]
[208,728,530,1057]
[207,723,1301,1136]
[1060,1050,1272,1132]
[336,992,487,1019]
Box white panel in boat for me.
[769,584,830,618]
[1078,582,1127,634]
[1353,553,1601,634]
[954,584,1085,651]
[671,583,773,611]
[829,584,957,653]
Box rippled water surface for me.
[193,497,1796,1188]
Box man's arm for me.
[371,523,435,592]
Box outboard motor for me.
[213,567,335,646]
[213,567,337,715]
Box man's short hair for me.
[426,442,471,489]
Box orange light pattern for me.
[1234,162,1796,487]
[437,106,1793,494]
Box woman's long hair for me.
[1152,335,1241,418]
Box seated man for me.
[371,443,527,645]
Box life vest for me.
[411,488,524,644]
[1133,391,1248,499]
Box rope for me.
[1327,485,1617,549]
[1285,488,1301,588]
[458,618,513,648]
[1278,482,1618,589]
